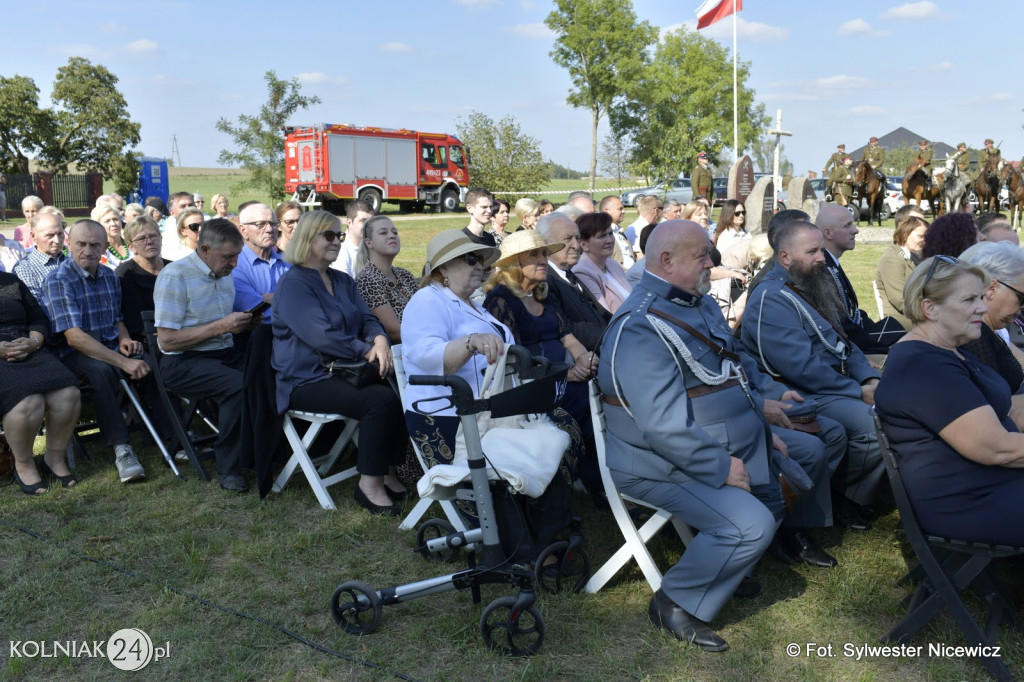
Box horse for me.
[902,157,942,216]
[1001,163,1024,226]
[975,153,1004,213]
[851,160,885,225]
[942,156,970,214]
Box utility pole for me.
[170,135,182,167]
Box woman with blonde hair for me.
[210,193,235,219]
[354,215,418,343]
[513,197,540,231]
[91,203,129,269]
[161,207,203,261]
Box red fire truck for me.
[284,123,470,214]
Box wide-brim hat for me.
[495,229,565,266]
[423,229,501,276]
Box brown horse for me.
[902,158,942,216]
[851,160,885,225]
[1001,163,1024,226]
[975,154,1003,213]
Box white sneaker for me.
[115,447,146,483]
[174,450,188,462]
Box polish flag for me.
[696,0,742,29]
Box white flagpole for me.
[733,0,738,161]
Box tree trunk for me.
[589,107,599,191]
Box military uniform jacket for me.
[862,145,885,170]
[956,150,971,173]
[823,152,844,174]
[692,164,714,195]
[916,147,933,168]
[828,166,853,198]
[598,271,782,490]
[740,263,880,399]
[979,147,1002,172]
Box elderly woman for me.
[513,197,540,231]
[123,203,144,224]
[161,207,203,261]
[272,210,408,515]
[487,199,511,246]
[14,195,44,249]
[401,229,576,552]
[210,194,235,220]
[0,271,81,493]
[921,212,980,259]
[116,216,170,342]
[876,257,1024,545]
[959,242,1024,400]
[681,199,713,240]
[354,216,417,344]
[275,201,302,254]
[573,212,632,313]
[91,204,129,269]
[874,215,928,328]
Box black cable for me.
[0,519,420,682]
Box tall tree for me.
[750,135,793,176]
[546,0,656,191]
[455,111,548,195]
[42,57,141,176]
[0,75,51,174]
[598,131,631,186]
[216,70,321,203]
[610,26,769,183]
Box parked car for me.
[711,177,728,206]
[620,178,692,207]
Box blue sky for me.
[7,0,1024,178]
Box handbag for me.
[316,352,382,389]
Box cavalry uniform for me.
[823,149,845,175]
[915,143,933,190]
[979,141,1002,175]
[598,270,838,624]
[828,164,854,205]
[861,142,885,176]
[740,263,885,509]
[691,160,714,203]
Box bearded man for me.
[740,221,885,531]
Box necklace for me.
[109,239,130,261]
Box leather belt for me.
[833,361,849,376]
[686,378,739,398]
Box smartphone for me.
[246,301,271,316]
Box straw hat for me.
[422,229,501,276]
[495,229,565,266]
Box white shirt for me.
[329,240,360,277]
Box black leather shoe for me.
[834,497,872,531]
[787,529,838,568]
[219,474,248,494]
[648,589,729,652]
[768,534,799,565]
[733,577,762,599]
[354,487,400,516]
[384,484,414,502]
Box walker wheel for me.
[415,519,460,561]
[479,596,545,656]
[330,580,382,635]
[534,540,592,594]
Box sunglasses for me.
[320,230,344,242]
[463,252,485,266]
[998,279,1024,307]
[184,223,202,233]
[922,254,958,291]
[734,210,746,216]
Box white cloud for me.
[837,19,871,36]
[882,1,938,21]
[125,39,159,55]
[294,72,350,85]
[815,74,870,90]
[503,23,554,39]
[761,93,821,102]
[379,42,414,53]
[990,93,1012,101]
[931,61,954,71]
[849,105,885,115]
[700,17,790,44]
[52,43,108,59]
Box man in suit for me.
[741,220,885,531]
[536,212,610,351]
[598,220,839,651]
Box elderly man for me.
[232,203,290,321]
[599,220,841,650]
[567,190,595,214]
[329,200,373,276]
[598,194,634,268]
[741,221,885,530]
[13,213,66,304]
[153,218,259,493]
[44,220,151,483]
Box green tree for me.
[216,70,321,203]
[883,145,922,178]
[41,57,141,176]
[455,111,548,195]
[750,135,793,176]
[598,130,632,185]
[610,26,768,184]
[0,75,51,174]
[546,0,656,191]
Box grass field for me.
[2,169,1017,680]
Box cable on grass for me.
[0,519,421,682]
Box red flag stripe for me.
[696,0,742,29]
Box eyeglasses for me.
[998,279,1024,307]
[319,230,344,242]
[184,223,202,233]
[922,255,958,291]
[282,219,299,227]
[243,221,280,231]
[463,253,485,266]
[734,210,746,216]
[132,233,162,244]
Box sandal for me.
[13,468,48,496]
[37,457,78,488]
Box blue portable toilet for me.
[128,156,169,206]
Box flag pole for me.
[733,0,738,161]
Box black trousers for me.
[289,376,407,477]
[161,349,246,478]
[64,352,130,448]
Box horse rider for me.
[860,137,886,183]
[914,139,934,192]
[691,152,714,205]
[954,142,971,174]
[823,144,846,196]
[829,156,855,206]
[979,138,1002,175]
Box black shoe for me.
[787,529,838,568]
[13,468,48,496]
[768,534,799,565]
[648,589,728,652]
[37,457,78,488]
[834,497,872,531]
[353,487,400,516]
[733,577,762,599]
[384,484,414,502]
[219,474,248,493]
[854,501,877,522]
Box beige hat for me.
[495,229,565,266]
[423,229,501,276]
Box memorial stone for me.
[727,155,756,206]
[745,175,774,235]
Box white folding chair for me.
[271,410,360,510]
[392,344,467,532]
[583,381,694,594]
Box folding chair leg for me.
[398,496,435,531]
[120,379,183,480]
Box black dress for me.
[116,258,171,341]
[0,272,77,414]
